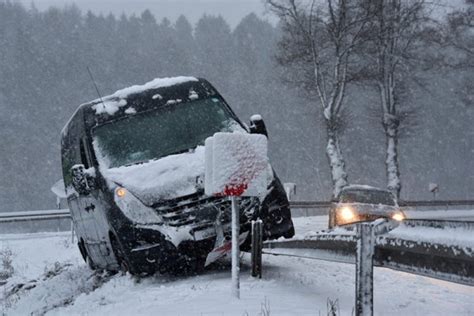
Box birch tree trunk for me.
[383,114,401,198]
[369,0,429,199]
[326,124,348,198]
[267,0,370,198]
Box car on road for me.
[328,185,405,228]
[60,76,294,274]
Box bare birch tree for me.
[267,0,370,197]
[444,0,473,62]
[359,0,431,198]
[441,0,473,106]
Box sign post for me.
[231,196,240,298]
[205,132,268,299]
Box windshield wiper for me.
[123,159,150,167]
[167,148,195,156]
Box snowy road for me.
[1,216,473,315]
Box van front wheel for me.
[86,255,96,270]
[110,235,133,274]
[78,239,96,270]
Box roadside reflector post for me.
[355,222,375,316]
[205,133,269,300]
[251,219,263,278]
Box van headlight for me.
[338,206,357,222]
[114,187,162,224]
[391,212,405,221]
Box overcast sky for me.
[12,0,274,27]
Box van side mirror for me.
[71,164,94,195]
[249,114,268,138]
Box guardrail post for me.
[355,222,375,316]
[251,219,263,278]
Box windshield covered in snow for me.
[339,189,396,205]
[93,97,241,168]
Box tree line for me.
[0,1,472,212]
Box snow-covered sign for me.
[204,132,268,299]
[205,132,268,197]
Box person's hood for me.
[102,146,205,206]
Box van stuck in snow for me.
[59,76,295,274]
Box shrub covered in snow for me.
[0,248,14,282]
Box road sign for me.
[205,132,268,299]
[205,132,268,197]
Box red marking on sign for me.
[216,183,249,197]
[209,134,267,197]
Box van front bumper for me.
[121,224,216,274]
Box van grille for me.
[153,193,259,232]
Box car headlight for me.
[114,187,162,224]
[339,206,356,221]
[391,212,405,221]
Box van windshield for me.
[339,190,396,206]
[93,97,242,168]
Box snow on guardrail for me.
[263,219,474,286]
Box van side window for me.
[61,145,75,186]
[80,139,90,169]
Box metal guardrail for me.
[0,209,70,223]
[0,199,472,233]
[0,210,71,235]
[399,200,474,207]
[289,201,332,209]
[263,219,474,286]
[261,219,474,315]
[1,199,472,220]
[289,200,474,209]
[263,220,474,286]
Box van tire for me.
[78,239,87,262]
[282,225,295,238]
[86,255,96,270]
[110,234,134,274]
[79,238,97,270]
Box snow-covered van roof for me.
[61,76,226,137]
[90,76,198,116]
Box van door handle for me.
[85,204,95,212]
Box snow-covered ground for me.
[405,209,474,221]
[1,216,473,315]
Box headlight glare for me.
[339,206,356,221]
[391,212,405,221]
